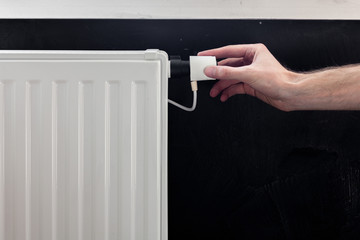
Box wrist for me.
[278,71,306,111]
[285,72,310,111]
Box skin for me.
[198,44,360,111]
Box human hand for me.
[198,44,300,111]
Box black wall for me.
[1,19,360,240]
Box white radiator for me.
[0,50,168,240]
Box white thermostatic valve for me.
[190,56,217,81]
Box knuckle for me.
[256,43,266,49]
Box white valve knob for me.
[189,56,217,81]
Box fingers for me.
[221,82,260,101]
[218,58,246,67]
[216,82,265,102]
[198,44,261,59]
[210,79,241,97]
[204,65,254,83]
[219,83,246,102]
[216,82,272,106]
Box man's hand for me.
[198,44,360,111]
[198,44,298,111]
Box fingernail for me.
[210,89,218,97]
[220,95,227,102]
[204,66,216,78]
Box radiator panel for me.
[0,51,168,240]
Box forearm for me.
[289,65,360,110]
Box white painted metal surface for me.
[0,0,359,19]
[0,50,168,240]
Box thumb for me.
[204,65,253,82]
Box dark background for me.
[1,19,360,240]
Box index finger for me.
[197,44,259,59]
